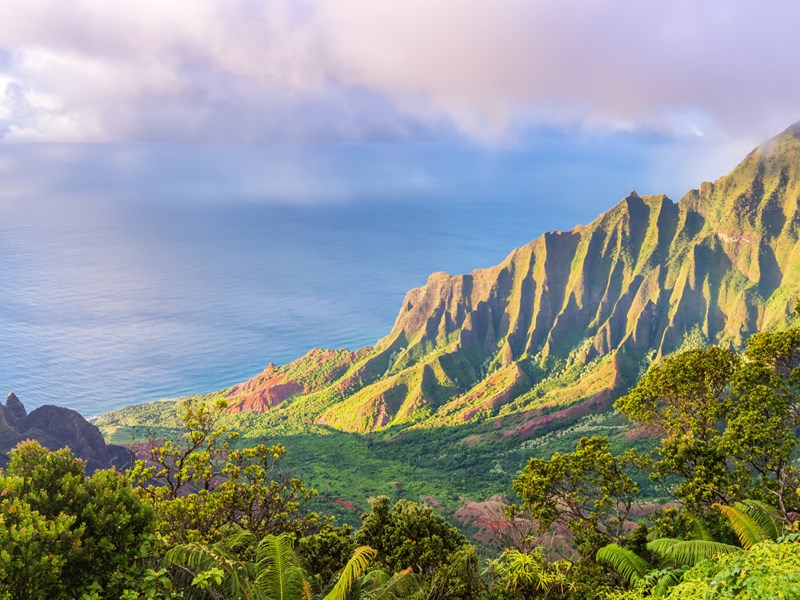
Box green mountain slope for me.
[101,123,800,437]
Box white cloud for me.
[0,0,797,144]
[316,0,800,141]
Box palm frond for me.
[714,503,771,549]
[323,546,378,600]
[596,543,651,586]
[301,580,314,600]
[647,538,740,566]
[348,569,388,599]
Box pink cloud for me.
[0,0,797,144]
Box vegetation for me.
[7,316,800,598]
[0,441,155,599]
[128,400,320,544]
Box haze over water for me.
[0,136,724,416]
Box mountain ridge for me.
[103,121,800,437]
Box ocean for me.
[0,137,718,416]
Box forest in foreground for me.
[3,314,800,599]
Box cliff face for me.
[216,123,800,433]
[0,393,130,472]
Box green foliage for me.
[0,441,156,599]
[298,524,357,589]
[166,530,308,600]
[488,548,576,600]
[616,347,740,441]
[355,497,469,576]
[659,541,800,599]
[512,436,642,557]
[598,496,792,599]
[129,399,236,501]
[616,331,800,520]
[132,400,321,544]
[596,544,650,587]
[728,500,782,540]
[166,529,414,600]
[345,567,421,600]
[712,503,773,550]
[425,544,487,600]
[323,546,378,600]
[645,538,740,567]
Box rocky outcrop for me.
[0,393,130,472]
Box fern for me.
[714,503,772,549]
[685,513,713,542]
[647,567,688,597]
[735,500,782,540]
[252,534,307,600]
[361,568,421,600]
[647,538,740,566]
[166,532,307,600]
[596,544,651,587]
[301,580,314,600]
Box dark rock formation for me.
[0,393,130,472]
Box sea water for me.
[0,138,711,416]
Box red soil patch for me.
[228,365,306,413]
[225,349,356,413]
[332,499,359,511]
[454,496,532,547]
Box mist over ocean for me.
[0,137,727,416]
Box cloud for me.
[0,0,797,144]
[317,0,800,141]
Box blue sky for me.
[0,1,797,206]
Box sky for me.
[0,1,798,202]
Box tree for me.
[724,325,800,520]
[616,347,741,514]
[0,441,155,599]
[298,524,357,591]
[425,545,488,600]
[512,436,641,558]
[355,497,470,576]
[131,399,320,544]
[616,328,800,521]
